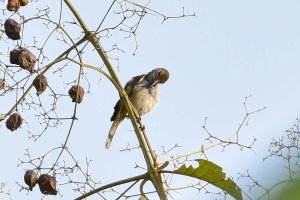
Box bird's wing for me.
[110,74,145,121]
[124,74,145,94]
[110,99,122,121]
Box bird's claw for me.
[140,125,145,131]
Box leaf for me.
[273,179,300,200]
[172,159,243,200]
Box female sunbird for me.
[105,68,169,149]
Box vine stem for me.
[63,0,167,199]
[75,173,148,200]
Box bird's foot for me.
[140,125,145,131]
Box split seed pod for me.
[0,79,5,90]
[4,19,21,40]
[68,85,84,103]
[6,113,22,131]
[33,75,48,95]
[7,0,20,11]
[10,47,36,73]
[37,174,57,195]
[19,0,29,6]
[24,170,37,191]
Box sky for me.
[1,0,300,200]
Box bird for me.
[105,68,169,149]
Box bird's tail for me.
[105,118,123,149]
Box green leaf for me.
[273,180,300,200]
[172,159,243,200]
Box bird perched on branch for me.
[105,68,169,149]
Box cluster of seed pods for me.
[24,170,57,195]
[3,0,86,195]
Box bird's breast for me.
[129,86,159,115]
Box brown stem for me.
[75,173,148,200]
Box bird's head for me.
[154,68,169,84]
[145,68,170,87]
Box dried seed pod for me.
[6,113,22,131]
[4,19,21,40]
[33,75,47,95]
[24,170,37,191]
[37,174,57,195]
[10,47,36,73]
[19,0,29,6]
[0,79,5,90]
[7,0,20,11]
[68,85,84,103]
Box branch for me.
[75,173,148,200]
[166,96,266,163]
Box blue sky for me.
[1,0,300,199]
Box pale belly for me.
[129,88,159,115]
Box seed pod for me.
[68,85,84,103]
[33,75,47,95]
[10,47,36,73]
[24,170,37,191]
[7,0,20,11]
[4,19,21,40]
[19,0,29,6]
[6,113,22,131]
[37,174,57,195]
[0,79,5,90]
